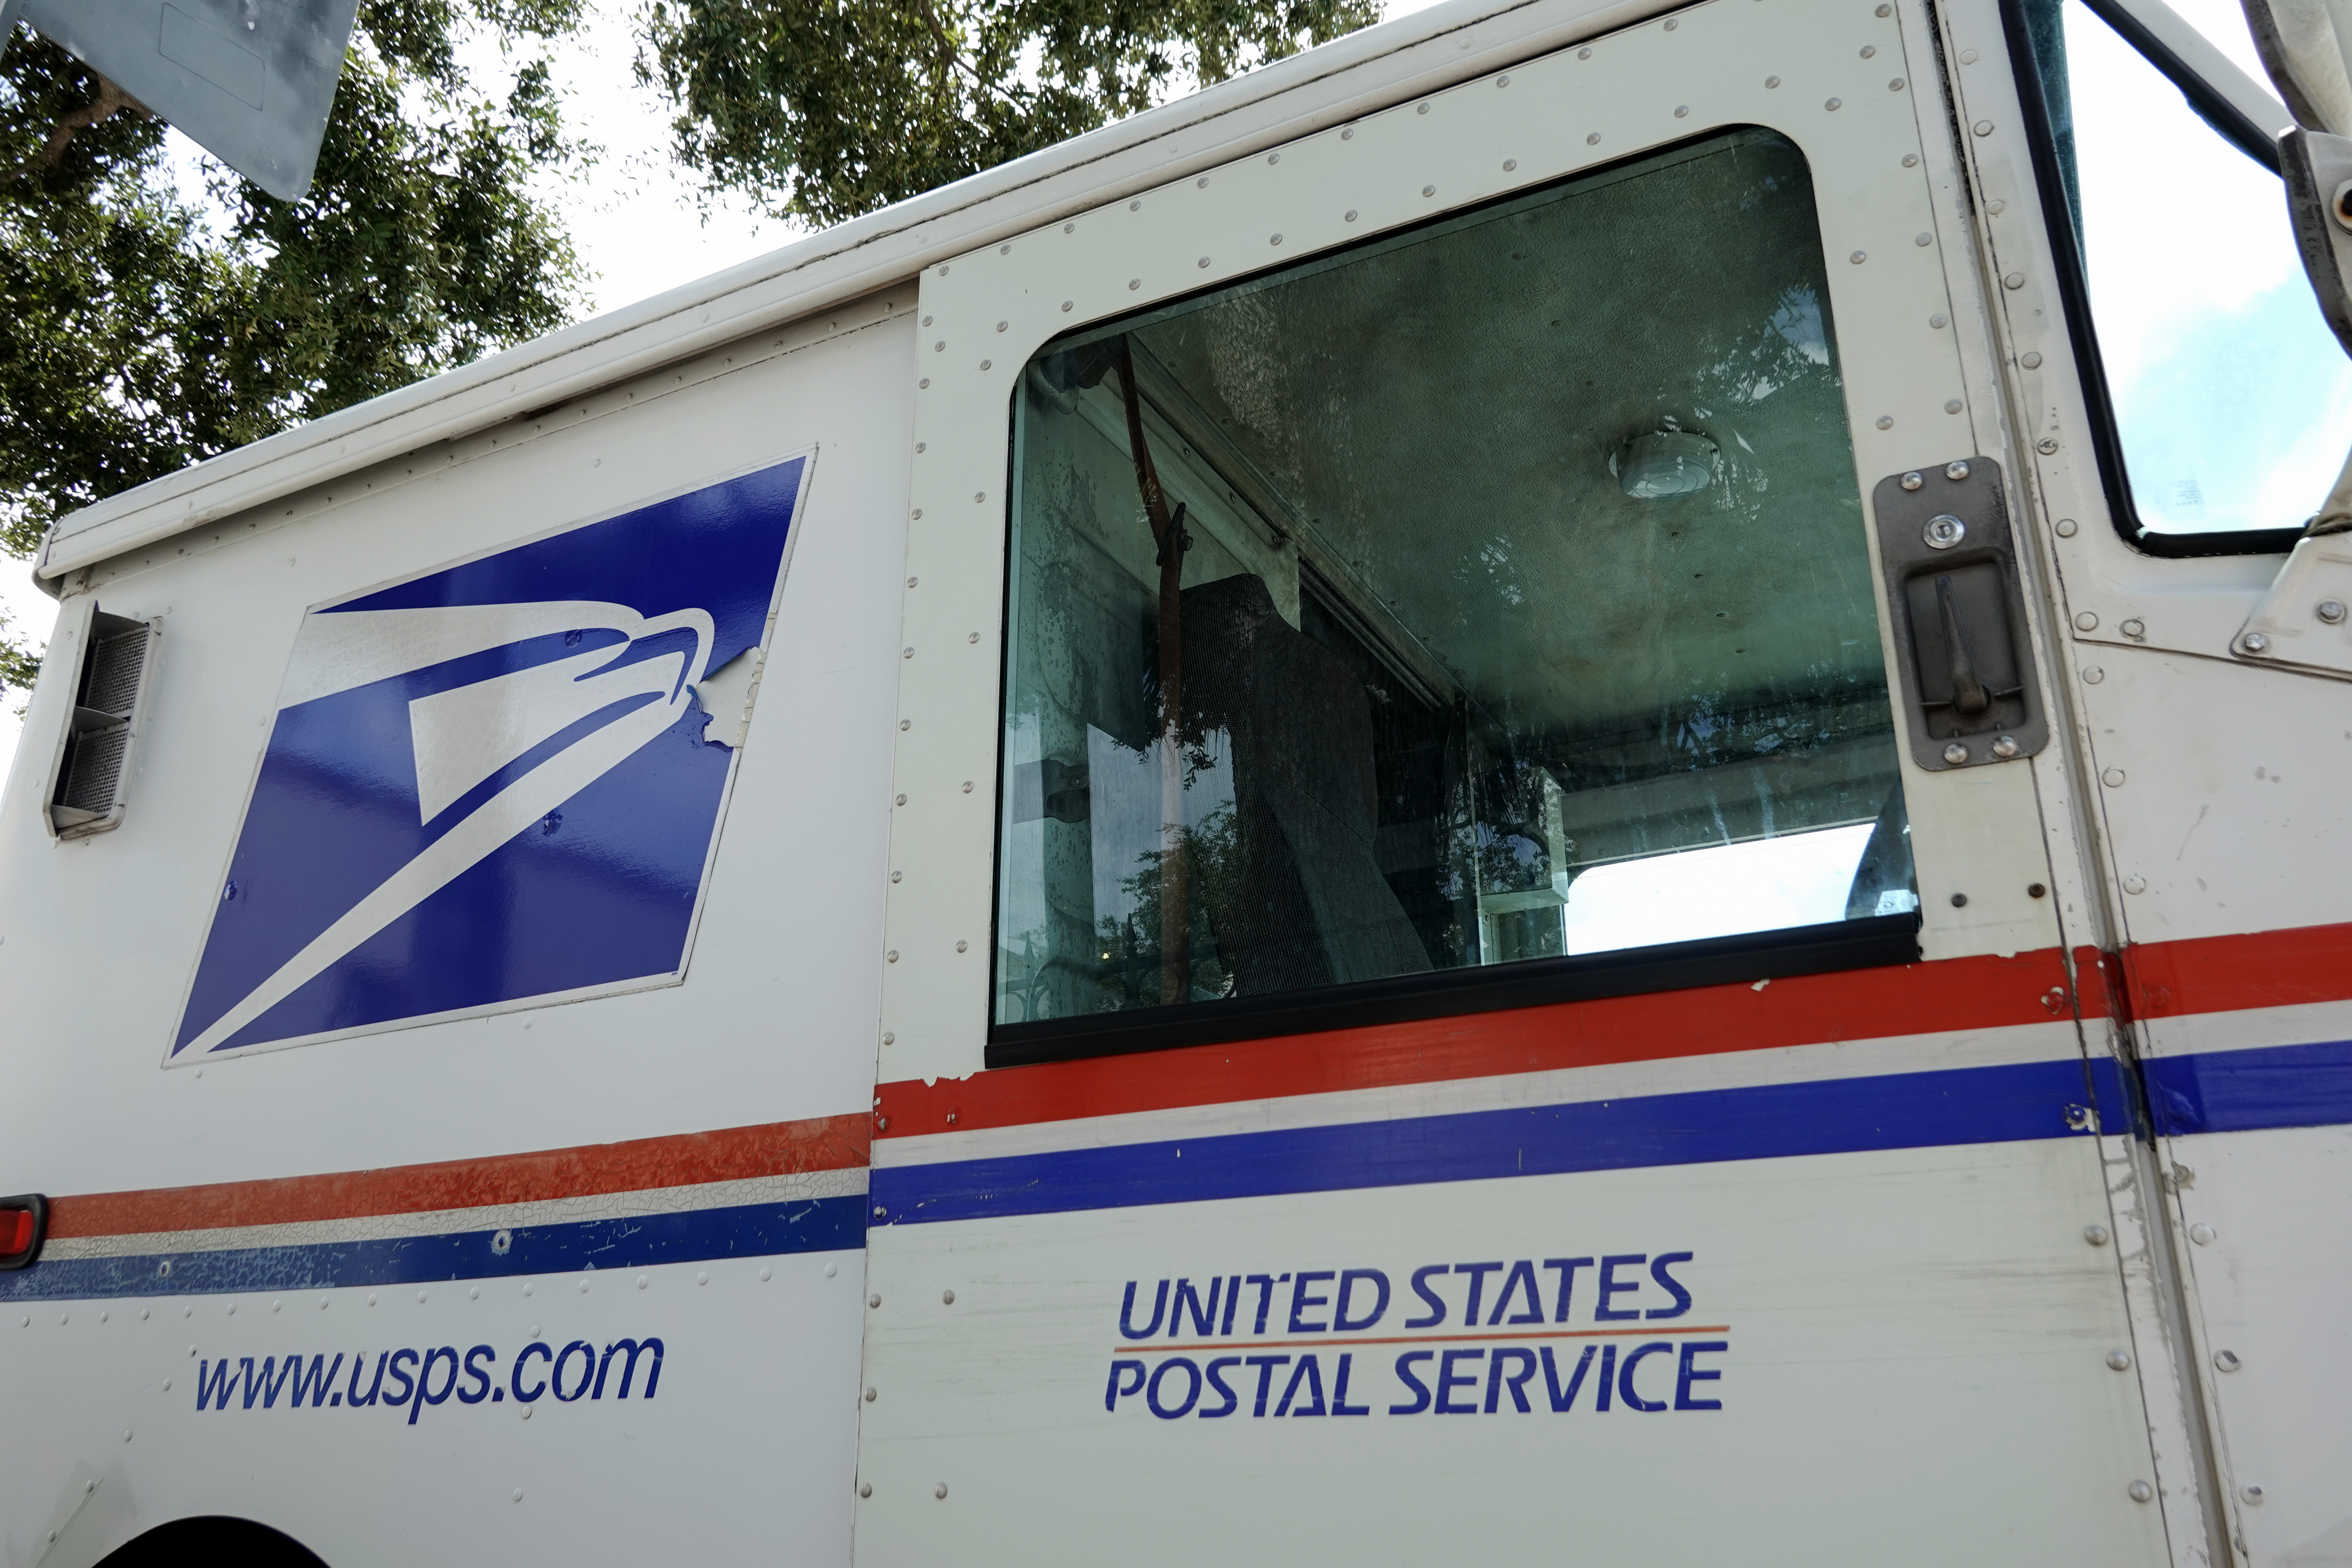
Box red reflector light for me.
[0,1209,28,1257]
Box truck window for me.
[994,129,1916,1029]
[2013,0,2352,547]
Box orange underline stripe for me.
[1114,1326,1733,1354]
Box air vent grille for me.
[47,607,159,839]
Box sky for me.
[0,0,2316,787]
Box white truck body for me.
[2,0,2346,1561]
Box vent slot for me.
[48,608,160,839]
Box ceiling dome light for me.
[1613,426,1719,499]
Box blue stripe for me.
[873,1057,2126,1225]
[2144,1038,2352,1136]
[0,1196,866,1304]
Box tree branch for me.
[4,73,149,182]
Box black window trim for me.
[1999,0,2307,557]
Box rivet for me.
[514,1488,526,1502]
[1268,152,1281,163]
[894,793,907,805]
[1417,101,1430,113]
[860,1483,873,1498]
[1345,209,1359,221]
[2082,666,2103,683]
[865,1386,878,1402]
[2190,1222,2216,1244]
[2075,612,2099,631]
[1766,74,1780,87]
[1950,891,1969,907]
[1064,222,1074,233]
[1877,2,1891,12]
[827,1261,840,1275]
[2102,767,2125,786]
[1945,461,1967,480]
[1587,132,1601,144]
[1974,120,1995,136]
[1916,232,1933,247]
[637,1274,648,1289]
[876,1116,889,1131]
[2243,632,2272,654]
[2120,618,2145,639]
[1581,47,1593,58]
[1929,312,1948,327]
[697,1270,709,1285]
[1988,198,2006,214]
[1850,250,1866,264]
[995,320,1007,332]
[936,1484,950,1499]
[1890,76,1905,89]
[886,950,899,962]
[1945,399,1963,414]
[578,1278,589,1293]
[962,780,975,793]
[1129,279,1141,290]
[956,940,969,952]
[2319,599,2347,623]
[1664,16,1677,27]
[2106,1349,2132,1371]
[2027,882,2046,897]
[1062,301,1074,312]
[1862,44,1877,56]
[2021,351,2043,368]
[2055,518,2078,537]
[1993,735,2020,758]
[1876,416,1894,429]
[934,341,945,352]
[882,1032,895,1045]
[1902,471,1924,490]
[2241,1483,2265,1506]
[979,359,990,370]
[920,378,931,388]
[1197,256,1211,268]
[975,491,986,503]
[1270,233,1283,245]
[1943,742,1969,765]
[902,646,914,659]
[2214,1348,2242,1372]
[2124,875,2147,894]
[2128,1481,2154,1503]
[2085,1224,2111,1245]
[1498,74,1510,86]
[1198,177,1209,187]
[968,631,980,643]
[943,1288,958,1304]
[760,1267,773,1281]
[1904,152,1919,166]
[1343,127,1356,138]
[1503,159,1517,171]
[1960,48,1980,63]
[891,869,903,882]
[124,1429,132,1441]
[1423,185,1436,197]
[1675,105,1690,117]
[2036,437,2060,453]
[1826,97,1842,109]
[1129,201,1141,211]
[871,1293,883,1307]
[2005,272,2027,289]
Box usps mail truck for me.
[7,0,2352,1558]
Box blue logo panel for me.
[172,457,808,1059]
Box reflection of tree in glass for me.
[1093,806,1240,1008]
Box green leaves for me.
[0,1,588,693]
[639,0,1381,227]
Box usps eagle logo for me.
[170,456,809,1061]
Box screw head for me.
[2128,1481,2154,1503]
[2320,599,2347,624]
[1975,120,1995,136]
[2021,351,2043,368]
[2120,618,2145,639]
[2085,1224,2111,1246]
[2055,518,2078,537]
[2075,611,2098,631]
[1943,742,1970,765]
[1924,514,1967,549]
[2241,1483,2265,1505]
[2125,872,2145,893]
[2243,632,2271,654]
[2102,768,2125,787]
[1901,471,1924,490]
[2106,1349,2132,1371]
[2036,436,2060,453]
[2214,1348,2243,1372]
[1945,461,1969,481]
[1992,735,2019,758]
[2190,1223,2216,1245]
[2082,666,2103,683]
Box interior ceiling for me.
[1129,131,1889,744]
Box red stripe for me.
[2123,920,2352,1020]
[877,947,2089,1138]
[48,1113,869,1241]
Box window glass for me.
[2026,0,2352,535]
[995,131,1916,1027]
